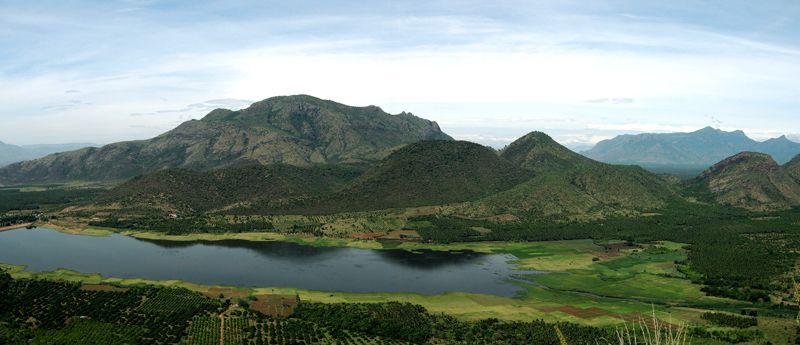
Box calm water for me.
[0,228,537,296]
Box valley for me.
[1,96,800,344]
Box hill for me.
[457,132,678,218]
[101,164,365,214]
[584,127,800,170]
[0,95,451,184]
[237,140,533,214]
[787,155,800,182]
[694,152,800,211]
[500,131,594,171]
[0,141,94,168]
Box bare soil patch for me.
[351,232,386,240]
[80,284,129,292]
[249,294,299,318]
[204,287,249,300]
[379,230,420,240]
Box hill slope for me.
[695,152,800,211]
[101,164,365,214]
[239,140,533,214]
[0,95,451,184]
[787,155,800,182]
[584,127,800,168]
[458,132,678,218]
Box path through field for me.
[219,304,236,345]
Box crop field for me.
[185,316,221,345]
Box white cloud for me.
[0,3,799,145]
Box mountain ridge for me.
[584,127,800,168]
[0,95,452,184]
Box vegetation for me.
[0,187,102,213]
[90,216,278,235]
[0,270,620,344]
[700,312,758,328]
[693,151,800,211]
[103,164,365,214]
[0,271,220,344]
[408,202,800,304]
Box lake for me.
[0,228,538,296]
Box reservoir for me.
[0,228,536,297]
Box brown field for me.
[249,294,299,317]
[379,230,420,240]
[351,232,387,239]
[351,230,420,241]
[204,287,249,300]
[400,206,442,217]
[80,284,129,292]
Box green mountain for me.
[241,140,533,214]
[500,131,593,171]
[694,152,800,211]
[99,140,531,215]
[584,127,800,170]
[102,164,365,214]
[0,95,451,184]
[457,132,678,218]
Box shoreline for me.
[0,222,32,232]
[37,221,511,253]
[0,262,689,326]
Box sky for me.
[1,0,799,149]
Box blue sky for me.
[1,0,799,149]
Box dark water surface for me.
[0,228,537,296]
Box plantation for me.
[0,270,625,344]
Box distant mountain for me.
[694,152,800,211]
[457,132,679,218]
[584,127,800,170]
[0,141,94,168]
[0,95,451,184]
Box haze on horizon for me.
[1,0,799,149]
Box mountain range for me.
[584,127,800,169]
[2,95,800,215]
[0,95,450,184]
[0,142,95,168]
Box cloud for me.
[585,98,635,104]
[39,99,91,112]
[1,1,799,145]
[130,98,253,117]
